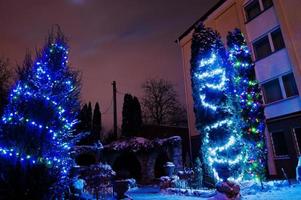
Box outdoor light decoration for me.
[190,24,245,182]
[227,29,266,182]
[0,39,80,181]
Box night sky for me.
[0,0,218,131]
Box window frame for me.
[270,130,290,158]
[262,0,273,10]
[244,0,274,23]
[261,78,283,104]
[293,127,301,156]
[282,72,299,98]
[271,28,286,52]
[244,0,262,22]
[252,35,272,61]
[252,26,286,62]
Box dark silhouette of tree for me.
[0,58,11,116]
[78,103,88,132]
[16,52,33,81]
[122,94,132,137]
[122,94,142,137]
[132,96,142,133]
[141,78,185,126]
[87,102,92,131]
[92,102,102,142]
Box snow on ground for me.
[127,186,203,200]
[243,184,301,200]
[127,183,301,200]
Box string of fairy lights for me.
[227,29,266,182]
[191,25,266,183]
[195,50,245,181]
[0,42,78,177]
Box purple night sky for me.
[0,0,218,131]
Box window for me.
[271,28,285,51]
[253,36,271,60]
[245,0,261,21]
[294,128,301,154]
[271,131,289,156]
[262,0,273,10]
[282,73,299,97]
[262,79,283,103]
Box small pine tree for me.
[191,157,203,189]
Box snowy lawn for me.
[242,184,301,200]
[126,183,301,200]
[127,186,203,200]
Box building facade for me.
[178,0,301,178]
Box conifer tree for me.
[87,102,92,131]
[190,23,245,183]
[92,102,102,142]
[132,96,142,134]
[0,31,80,198]
[191,157,203,189]
[122,94,142,137]
[227,29,266,182]
[122,94,133,137]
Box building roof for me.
[176,0,227,42]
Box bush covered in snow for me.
[78,163,115,199]
[104,136,181,152]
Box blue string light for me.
[0,40,79,179]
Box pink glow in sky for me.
[0,0,218,131]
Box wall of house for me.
[273,0,301,93]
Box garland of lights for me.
[190,24,246,182]
[227,29,266,182]
[0,42,79,178]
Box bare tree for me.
[0,58,11,115]
[141,78,187,126]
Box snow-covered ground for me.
[127,183,301,200]
[127,186,201,200]
[242,184,301,200]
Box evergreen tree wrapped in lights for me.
[0,31,80,197]
[190,24,245,183]
[227,29,266,182]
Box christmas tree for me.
[227,29,266,182]
[190,24,245,183]
[0,31,80,197]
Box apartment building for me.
[177,0,301,178]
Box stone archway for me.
[154,151,170,178]
[113,152,142,181]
